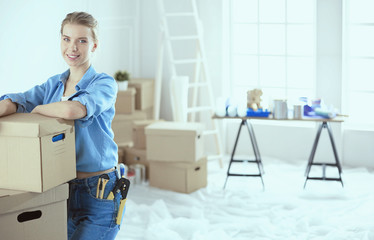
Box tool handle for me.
[119,163,126,178]
[116,199,127,225]
[100,179,109,199]
[107,192,114,200]
[96,178,102,198]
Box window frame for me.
[227,0,317,121]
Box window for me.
[229,0,316,109]
[344,0,374,129]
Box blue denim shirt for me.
[0,66,118,172]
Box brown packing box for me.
[0,113,76,192]
[128,78,154,110]
[118,147,125,163]
[0,183,69,240]
[145,121,204,162]
[149,158,207,193]
[132,119,163,149]
[115,88,136,114]
[123,147,149,179]
[142,106,154,120]
[112,111,147,146]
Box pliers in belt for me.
[107,177,130,200]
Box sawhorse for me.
[304,121,344,188]
[224,119,265,189]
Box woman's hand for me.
[0,99,17,117]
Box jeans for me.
[67,170,124,240]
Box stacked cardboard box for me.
[115,88,136,114]
[113,78,155,157]
[128,78,155,119]
[121,120,163,180]
[0,113,76,192]
[0,113,75,239]
[145,121,207,193]
[0,184,69,240]
[112,112,147,148]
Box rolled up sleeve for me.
[0,84,46,113]
[71,75,117,127]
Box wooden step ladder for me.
[155,0,223,167]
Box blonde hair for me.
[60,12,98,42]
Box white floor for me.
[116,157,374,240]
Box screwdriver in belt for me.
[107,164,126,200]
[96,174,110,199]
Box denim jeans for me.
[67,170,125,240]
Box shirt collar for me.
[59,65,97,90]
[59,69,70,84]
[76,65,96,90]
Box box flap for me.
[149,157,207,169]
[117,88,136,96]
[125,146,147,156]
[0,183,69,215]
[128,78,154,87]
[0,113,74,137]
[145,121,204,136]
[113,111,147,122]
[0,188,25,198]
[133,119,164,129]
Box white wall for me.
[0,0,139,96]
[138,0,373,169]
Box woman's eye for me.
[63,38,70,42]
[79,40,87,43]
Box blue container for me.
[246,109,270,117]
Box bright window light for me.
[345,0,374,128]
[230,0,316,110]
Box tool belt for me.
[96,164,130,225]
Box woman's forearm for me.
[31,101,87,120]
[0,99,17,117]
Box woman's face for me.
[60,23,97,70]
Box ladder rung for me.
[202,130,218,136]
[189,82,208,88]
[169,35,199,41]
[173,59,201,64]
[187,106,213,113]
[165,12,194,17]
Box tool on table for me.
[96,174,110,199]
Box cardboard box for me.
[123,147,149,179]
[128,78,154,110]
[145,121,204,162]
[0,183,68,240]
[132,120,163,149]
[115,88,136,114]
[142,106,154,120]
[149,158,207,193]
[0,113,76,192]
[112,111,147,146]
[118,147,125,164]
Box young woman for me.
[0,12,123,239]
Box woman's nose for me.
[69,42,77,51]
